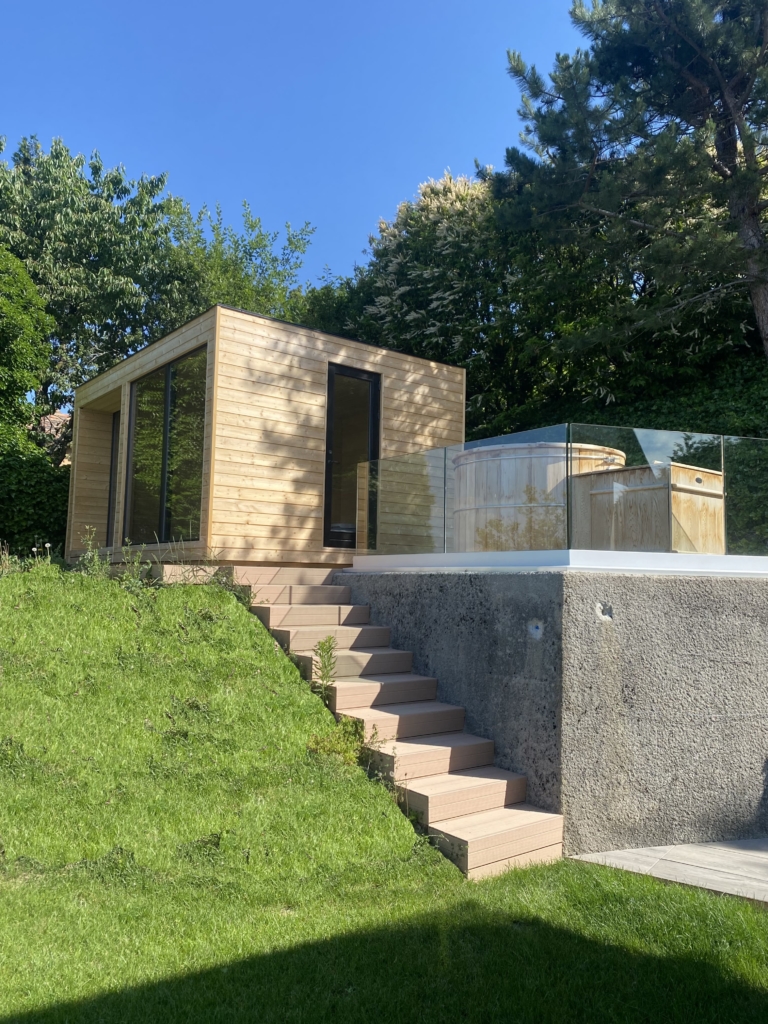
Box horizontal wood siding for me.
[66,407,113,553]
[210,309,465,565]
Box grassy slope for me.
[1,565,767,1023]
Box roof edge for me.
[75,304,466,392]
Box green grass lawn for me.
[1,563,767,1023]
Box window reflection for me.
[167,349,207,541]
[125,347,206,544]
[127,367,166,544]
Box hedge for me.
[0,425,70,555]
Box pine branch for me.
[577,203,690,240]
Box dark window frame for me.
[323,362,381,549]
[106,410,121,548]
[123,346,207,545]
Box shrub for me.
[0,424,69,554]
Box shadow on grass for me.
[6,902,767,1023]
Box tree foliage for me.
[312,3,768,439]
[0,247,53,426]
[493,0,768,361]
[338,175,592,437]
[0,136,313,414]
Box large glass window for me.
[323,364,380,548]
[124,347,207,544]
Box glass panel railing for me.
[357,448,447,555]
[723,435,768,555]
[568,424,724,554]
[356,423,768,559]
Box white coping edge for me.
[346,549,768,577]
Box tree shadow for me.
[5,902,767,1024]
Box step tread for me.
[333,646,409,657]
[399,765,528,825]
[342,701,462,721]
[236,567,342,585]
[368,730,495,781]
[403,765,526,798]
[250,585,351,605]
[252,604,369,628]
[274,622,387,647]
[256,598,364,606]
[430,803,563,843]
[329,674,438,712]
[376,731,492,758]
[295,647,413,681]
[341,701,464,741]
[333,672,436,686]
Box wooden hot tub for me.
[451,442,625,552]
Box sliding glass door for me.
[324,363,381,548]
[124,347,207,544]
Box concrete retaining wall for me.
[337,570,768,855]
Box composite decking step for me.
[398,766,528,825]
[428,804,564,879]
[250,584,351,606]
[272,624,390,652]
[235,567,343,586]
[296,647,413,680]
[368,731,495,782]
[329,673,438,712]
[339,700,465,741]
[253,604,369,628]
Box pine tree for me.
[494,0,768,359]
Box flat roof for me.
[75,303,464,391]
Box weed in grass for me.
[71,845,148,885]
[307,716,363,767]
[177,833,223,863]
[75,527,112,579]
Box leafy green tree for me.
[0,247,52,426]
[165,201,313,327]
[341,174,667,436]
[0,137,176,409]
[494,0,768,362]
[0,136,314,416]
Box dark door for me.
[324,363,381,548]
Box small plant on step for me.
[312,634,337,705]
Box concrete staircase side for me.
[246,565,563,878]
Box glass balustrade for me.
[356,423,768,557]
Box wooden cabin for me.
[64,306,465,567]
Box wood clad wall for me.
[66,408,114,551]
[211,308,465,565]
[66,309,218,560]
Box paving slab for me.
[578,838,768,904]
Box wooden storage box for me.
[569,462,725,554]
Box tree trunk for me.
[732,198,768,359]
[748,272,768,360]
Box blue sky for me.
[2,1,581,282]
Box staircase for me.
[238,565,564,880]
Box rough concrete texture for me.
[338,570,768,855]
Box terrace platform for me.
[579,839,768,905]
